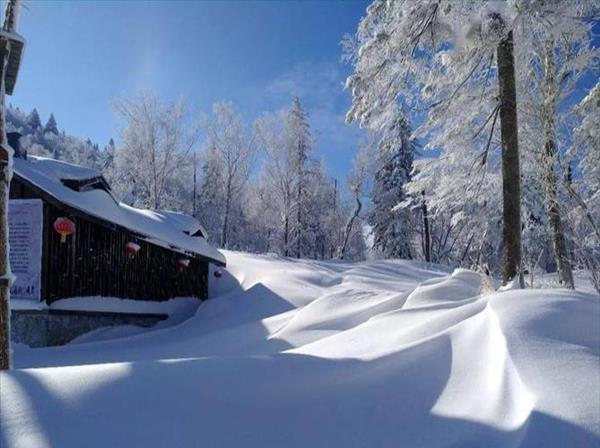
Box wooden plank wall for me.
[10,178,208,304]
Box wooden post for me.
[0,0,21,370]
[0,39,10,369]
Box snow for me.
[13,156,225,265]
[155,209,208,238]
[1,251,599,448]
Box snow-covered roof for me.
[155,209,208,238]
[13,156,225,266]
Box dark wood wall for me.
[10,177,208,304]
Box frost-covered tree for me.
[369,115,416,258]
[43,113,58,135]
[344,0,522,281]
[304,160,343,259]
[571,82,600,228]
[568,82,600,292]
[255,111,295,255]
[339,142,370,260]
[517,18,597,287]
[285,96,313,258]
[254,101,362,260]
[112,92,199,210]
[196,146,226,243]
[26,107,41,131]
[345,0,597,283]
[201,101,256,248]
[255,98,314,258]
[7,106,106,168]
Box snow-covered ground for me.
[1,251,599,447]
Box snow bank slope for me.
[1,251,598,448]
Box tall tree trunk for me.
[283,214,289,257]
[546,182,574,288]
[421,190,431,263]
[339,195,362,260]
[497,30,523,286]
[221,177,232,249]
[543,139,574,289]
[192,152,197,217]
[220,200,229,248]
[296,182,302,258]
[541,40,574,289]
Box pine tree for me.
[43,113,58,135]
[369,116,416,259]
[26,108,41,131]
[285,96,312,258]
[196,146,226,244]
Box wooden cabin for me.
[7,142,225,305]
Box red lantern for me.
[53,217,75,243]
[125,242,141,258]
[214,269,223,278]
[178,258,190,271]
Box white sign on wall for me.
[9,199,43,300]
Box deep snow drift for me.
[1,251,599,447]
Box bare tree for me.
[339,144,370,259]
[112,92,199,210]
[255,112,295,256]
[203,102,256,248]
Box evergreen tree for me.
[43,113,58,135]
[26,108,41,131]
[369,115,416,259]
[196,145,226,244]
[285,96,312,258]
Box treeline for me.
[7,106,111,169]
[7,97,367,261]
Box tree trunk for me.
[541,40,574,289]
[497,30,523,286]
[339,195,362,260]
[192,152,197,217]
[296,182,302,258]
[221,178,232,249]
[545,160,574,288]
[283,214,289,257]
[543,140,574,288]
[421,190,431,263]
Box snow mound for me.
[1,251,598,448]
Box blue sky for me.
[9,0,371,180]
